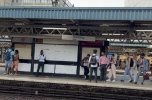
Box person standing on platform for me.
[99,52,109,82]
[107,54,116,82]
[36,50,46,77]
[4,46,14,75]
[129,54,137,83]
[134,53,148,85]
[82,54,90,80]
[119,59,122,67]
[88,50,99,83]
[10,50,19,75]
[121,52,133,83]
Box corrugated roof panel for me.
[0,6,152,20]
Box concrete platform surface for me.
[0,74,152,91]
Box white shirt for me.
[88,54,99,67]
[39,55,46,62]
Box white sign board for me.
[62,35,95,42]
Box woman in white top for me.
[130,54,137,82]
[107,54,116,82]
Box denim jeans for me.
[100,64,107,81]
[123,65,133,81]
[89,67,97,83]
[84,66,89,78]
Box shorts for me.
[5,60,12,67]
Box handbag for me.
[143,73,149,80]
[80,58,85,67]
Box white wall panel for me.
[81,47,100,59]
[35,44,78,62]
[34,64,54,73]
[55,65,76,74]
[15,44,31,59]
[18,63,31,72]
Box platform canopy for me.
[0,6,152,44]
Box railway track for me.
[0,80,152,100]
[0,85,152,100]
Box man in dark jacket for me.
[82,54,90,79]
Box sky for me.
[69,0,125,7]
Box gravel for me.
[0,93,76,100]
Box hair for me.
[141,53,145,56]
[93,50,97,54]
[126,52,129,55]
[40,50,43,52]
[15,50,19,54]
[111,54,114,57]
[133,54,137,61]
[87,54,90,56]
[10,45,14,50]
[102,51,105,54]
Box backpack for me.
[127,57,134,67]
[4,50,11,61]
[80,59,84,67]
[90,55,97,65]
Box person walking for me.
[88,50,99,83]
[11,50,19,75]
[107,54,116,82]
[129,54,137,83]
[121,52,133,83]
[36,50,46,77]
[134,53,148,85]
[99,52,109,82]
[82,54,90,79]
[4,46,14,75]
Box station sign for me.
[12,37,33,43]
[62,35,95,42]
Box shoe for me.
[106,79,111,82]
[112,80,116,82]
[129,80,133,83]
[141,82,143,85]
[134,82,137,84]
[14,74,17,76]
[9,73,13,76]
[3,73,6,75]
[35,75,38,77]
[128,80,131,82]
[121,80,124,82]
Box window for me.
[12,0,22,3]
[47,0,52,3]
[35,0,48,3]
[23,0,34,3]
[35,0,40,3]
[41,0,47,3]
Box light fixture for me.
[43,28,67,30]
[102,34,124,35]
[136,30,152,31]
[62,24,66,26]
